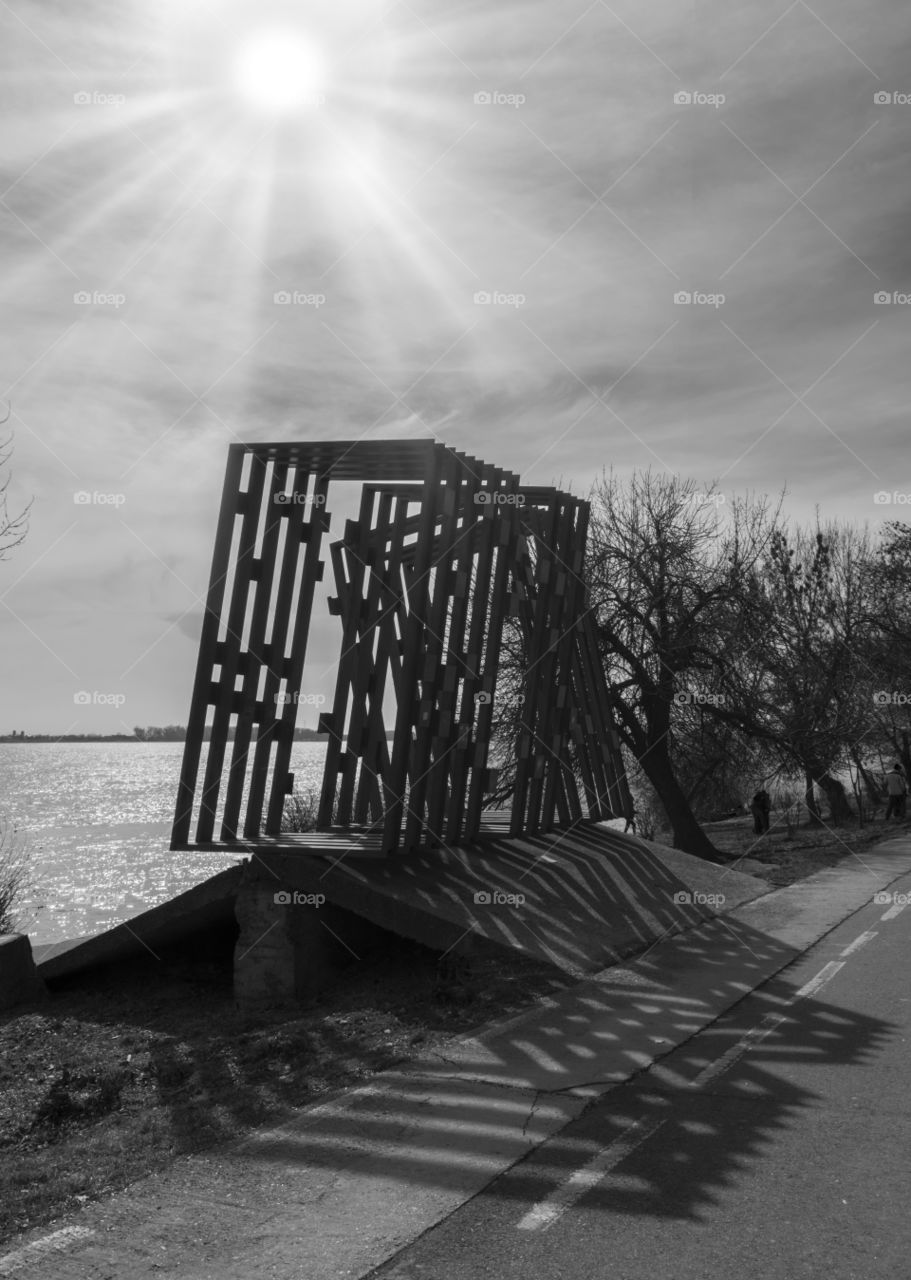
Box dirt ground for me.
[0,933,569,1245]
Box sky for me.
[1,0,909,733]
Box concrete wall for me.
[36,864,243,984]
[0,934,46,1010]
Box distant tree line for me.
[0,726,339,745]
[133,725,186,741]
[0,733,137,743]
[132,725,332,742]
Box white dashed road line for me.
[690,960,847,1089]
[516,957,852,1232]
[839,931,878,957]
[881,902,907,920]
[688,1012,790,1088]
[791,960,845,1000]
[516,1117,667,1232]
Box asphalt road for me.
[372,876,911,1280]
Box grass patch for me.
[702,812,911,884]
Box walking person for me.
[750,787,771,835]
[884,763,907,820]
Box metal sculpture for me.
[171,440,632,855]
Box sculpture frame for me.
[171,440,632,856]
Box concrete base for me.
[0,934,46,1010]
[234,863,393,1015]
[252,822,768,979]
[27,824,768,1010]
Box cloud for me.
[2,0,910,727]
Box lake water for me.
[1,742,330,945]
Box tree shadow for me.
[166,919,892,1228]
[479,964,891,1223]
[263,821,765,980]
[4,908,895,1246]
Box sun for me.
[234,28,326,113]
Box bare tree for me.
[586,470,779,863]
[734,520,876,823]
[0,817,36,933]
[869,522,911,765]
[0,408,30,560]
[0,414,33,929]
[670,710,773,821]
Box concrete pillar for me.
[234,872,299,1013]
[0,934,47,1011]
[233,863,390,1015]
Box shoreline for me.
[0,733,333,744]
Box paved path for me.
[2,838,910,1280]
[375,859,911,1280]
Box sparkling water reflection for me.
[1,741,329,944]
